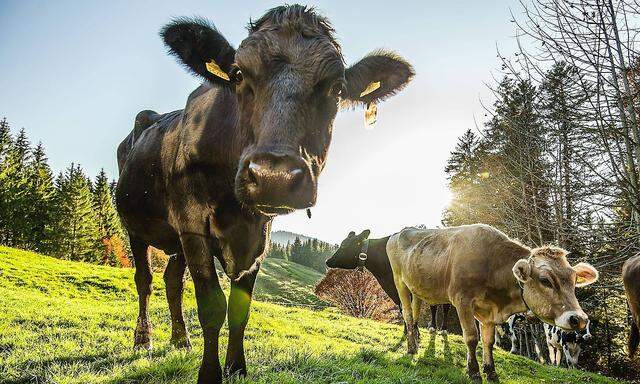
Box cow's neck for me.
[361,236,399,305]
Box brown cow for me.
[623,254,640,357]
[387,224,599,382]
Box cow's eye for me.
[329,81,346,98]
[539,276,554,289]
[230,66,243,83]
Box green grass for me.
[0,246,624,384]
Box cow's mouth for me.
[254,204,296,216]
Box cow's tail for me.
[630,318,639,357]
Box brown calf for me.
[387,224,598,382]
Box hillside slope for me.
[0,246,623,384]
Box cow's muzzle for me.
[236,150,316,215]
[555,310,589,331]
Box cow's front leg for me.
[456,303,480,382]
[182,234,227,384]
[481,322,499,382]
[225,268,259,377]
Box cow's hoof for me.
[486,371,500,382]
[468,371,482,383]
[439,330,448,336]
[170,335,192,351]
[133,317,152,353]
[428,326,436,333]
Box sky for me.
[0,0,525,244]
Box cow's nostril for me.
[569,315,580,328]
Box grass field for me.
[0,246,624,383]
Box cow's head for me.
[161,5,414,215]
[325,229,370,269]
[513,246,599,331]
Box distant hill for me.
[271,230,332,246]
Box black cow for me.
[325,230,451,334]
[115,5,413,384]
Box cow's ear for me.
[342,50,414,106]
[358,229,371,239]
[513,259,532,283]
[573,262,599,287]
[160,18,236,87]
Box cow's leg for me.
[164,253,190,349]
[481,322,498,382]
[428,305,437,333]
[225,268,259,377]
[396,280,418,354]
[182,234,227,384]
[411,297,421,342]
[440,304,451,334]
[456,304,480,381]
[131,237,153,351]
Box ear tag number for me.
[365,102,377,129]
[360,81,381,97]
[205,59,230,81]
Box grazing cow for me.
[623,254,640,357]
[325,230,452,335]
[386,224,599,382]
[544,322,592,368]
[115,5,414,383]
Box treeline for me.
[268,237,335,273]
[444,0,639,378]
[0,118,129,266]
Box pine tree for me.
[49,164,101,262]
[23,142,54,251]
[92,169,125,265]
[0,128,32,246]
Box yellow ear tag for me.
[360,81,381,97]
[205,59,230,81]
[576,276,587,285]
[364,102,377,129]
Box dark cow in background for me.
[115,5,413,383]
[623,254,640,357]
[325,230,452,335]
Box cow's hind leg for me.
[440,304,451,335]
[131,237,153,351]
[225,268,259,377]
[164,253,191,349]
[428,305,437,333]
[456,302,481,382]
[481,322,499,382]
[395,279,418,354]
[411,297,421,342]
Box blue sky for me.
[1,0,525,243]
